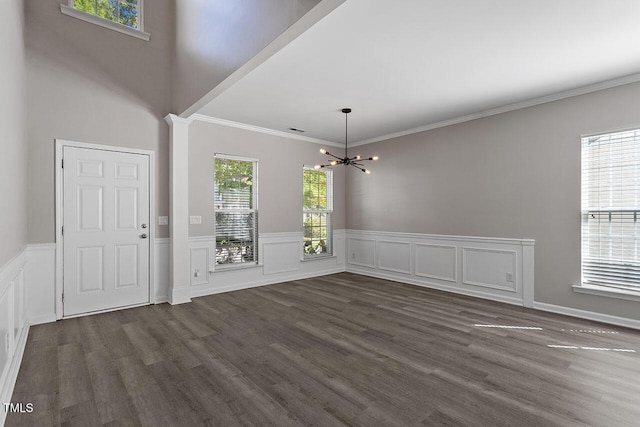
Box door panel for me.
[63,146,150,316]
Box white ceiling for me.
[197,0,640,146]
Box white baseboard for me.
[532,302,640,330]
[28,314,57,326]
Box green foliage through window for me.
[73,0,139,29]
[303,168,332,256]
[215,158,257,266]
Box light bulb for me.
[320,148,326,154]
[314,164,321,170]
[330,161,337,166]
[356,155,361,160]
[372,156,379,161]
[365,169,371,174]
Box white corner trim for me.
[191,114,343,148]
[347,72,640,147]
[60,4,150,41]
[572,284,640,302]
[532,301,640,330]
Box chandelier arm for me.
[324,151,343,160]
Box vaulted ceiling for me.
[197,0,640,145]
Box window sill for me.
[60,4,150,41]
[209,263,261,273]
[301,255,336,263]
[573,284,640,302]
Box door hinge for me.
[62,293,64,303]
[61,159,64,168]
[62,226,64,236]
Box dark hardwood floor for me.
[6,272,640,426]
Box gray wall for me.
[25,0,173,242]
[0,0,27,267]
[189,121,345,236]
[173,0,321,114]
[346,81,640,321]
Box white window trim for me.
[303,166,333,259]
[60,2,150,41]
[212,154,259,270]
[573,284,640,302]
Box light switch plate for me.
[190,216,202,225]
[158,216,169,225]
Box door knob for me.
[140,234,148,239]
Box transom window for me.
[581,128,640,291]
[303,167,333,257]
[65,0,143,31]
[214,156,258,267]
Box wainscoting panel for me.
[347,238,376,268]
[346,230,534,307]
[190,247,210,286]
[262,239,301,275]
[154,238,170,302]
[0,249,29,427]
[378,241,411,274]
[188,230,346,298]
[26,244,56,325]
[462,247,517,292]
[415,243,457,282]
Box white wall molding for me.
[461,247,518,293]
[0,248,29,426]
[346,229,535,246]
[191,114,342,148]
[350,72,640,147]
[26,244,56,325]
[181,230,347,298]
[532,302,640,330]
[414,243,457,283]
[346,230,534,307]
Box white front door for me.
[63,146,150,316]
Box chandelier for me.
[315,108,378,173]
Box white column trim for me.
[165,114,193,304]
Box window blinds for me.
[214,157,258,266]
[581,129,640,290]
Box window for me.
[581,128,640,292]
[71,0,140,28]
[60,0,149,41]
[214,156,258,267]
[303,167,333,257]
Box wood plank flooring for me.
[6,272,640,426]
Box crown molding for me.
[349,72,640,147]
[191,114,343,148]
[164,113,193,126]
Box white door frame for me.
[55,139,157,319]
